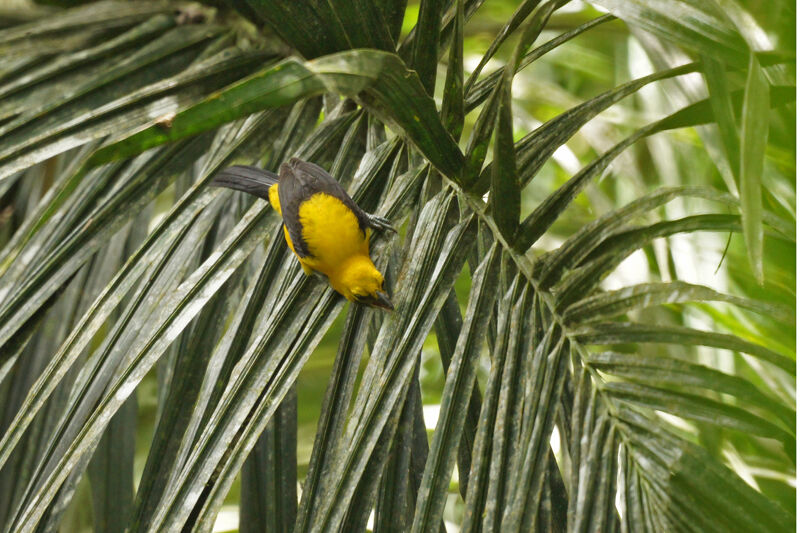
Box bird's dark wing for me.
[278,158,370,258]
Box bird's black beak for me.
[370,291,394,311]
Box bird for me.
[211,158,395,310]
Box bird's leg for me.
[366,213,397,233]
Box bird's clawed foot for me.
[367,214,397,233]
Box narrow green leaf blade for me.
[700,56,740,177]
[87,397,137,533]
[410,0,446,94]
[440,0,464,139]
[575,322,794,374]
[740,52,769,283]
[564,281,794,325]
[490,78,519,240]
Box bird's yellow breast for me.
[269,186,370,276]
[269,186,383,300]
[296,193,369,277]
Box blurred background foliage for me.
[0,0,794,532]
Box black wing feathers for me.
[210,165,279,200]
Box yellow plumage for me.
[269,185,384,301]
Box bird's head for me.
[330,255,393,311]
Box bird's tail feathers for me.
[210,165,278,200]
